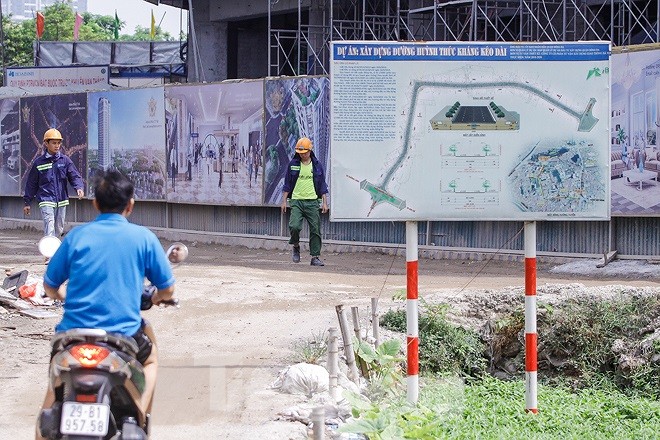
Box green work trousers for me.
[288,199,322,257]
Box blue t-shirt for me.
[45,213,175,335]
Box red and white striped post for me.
[405,221,419,403]
[524,221,538,413]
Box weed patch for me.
[288,330,328,364]
[381,304,487,377]
[381,290,660,397]
[492,293,660,397]
[341,376,660,439]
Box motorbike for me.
[37,237,188,439]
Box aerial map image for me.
[508,140,605,214]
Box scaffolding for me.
[268,0,660,76]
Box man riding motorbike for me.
[36,170,176,440]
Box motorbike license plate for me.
[60,402,110,436]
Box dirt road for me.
[1,228,657,439]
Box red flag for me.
[36,12,45,39]
[74,13,83,40]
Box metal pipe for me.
[330,0,333,41]
[405,221,419,404]
[524,221,538,414]
[268,0,271,76]
[0,0,6,85]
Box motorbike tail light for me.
[76,394,98,403]
[69,344,110,368]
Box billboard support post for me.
[406,220,419,403]
[524,221,538,413]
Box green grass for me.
[381,293,660,398]
[340,376,660,439]
[352,293,660,438]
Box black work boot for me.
[292,246,301,263]
[310,256,324,266]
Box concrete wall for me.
[188,0,228,82]
[189,0,311,82]
[235,27,268,80]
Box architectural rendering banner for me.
[87,87,166,200]
[20,93,88,196]
[0,99,20,196]
[164,81,264,206]
[263,76,330,205]
[330,41,611,221]
[611,45,660,216]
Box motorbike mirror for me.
[166,242,188,264]
[38,235,61,258]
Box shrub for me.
[380,304,487,377]
[492,293,660,398]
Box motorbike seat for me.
[51,328,140,359]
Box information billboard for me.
[6,65,109,90]
[330,41,611,221]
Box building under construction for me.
[35,1,660,83]
[159,0,659,82]
[12,1,660,259]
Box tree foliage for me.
[2,15,35,68]
[120,25,173,42]
[80,13,123,40]
[40,2,77,41]
[0,1,183,84]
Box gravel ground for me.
[1,227,659,439]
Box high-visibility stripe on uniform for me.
[38,200,69,208]
[37,163,53,171]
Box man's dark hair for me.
[93,170,134,213]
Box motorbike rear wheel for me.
[118,416,148,440]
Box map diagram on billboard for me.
[508,140,604,212]
[330,41,610,221]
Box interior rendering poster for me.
[330,41,611,221]
[611,45,660,216]
[20,93,88,196]
[0,98,20,196]
[164,80,264,205]
[263,76,330,205]
[87,87,166,200]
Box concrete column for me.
[188,0,227,82]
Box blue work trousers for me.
[39,205,66,237]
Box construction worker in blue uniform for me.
[23,128,84,261]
